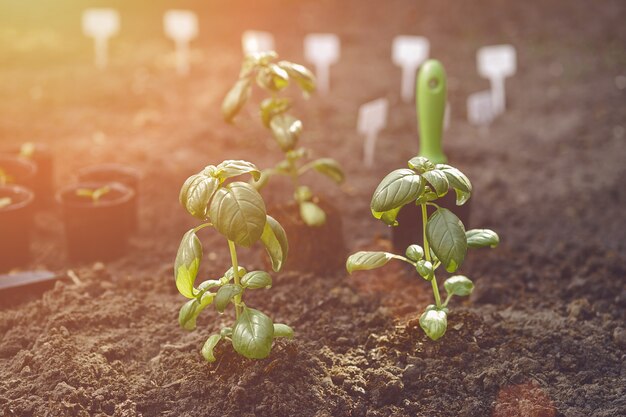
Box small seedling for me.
[19,142,36,158]
[346,156,499,341]
[176,160,293,362]
[76,186,111,203]
[0,197,11,209]
[0,168,13,186]
[222,51,345,227]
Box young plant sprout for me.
[346,156,499,341]
[19,142,36,158]
[176,159,293,362]
[221,51,345,227]
[0,197,11,209]
[76,185,111,203]
[0,168,13,185]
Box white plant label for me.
[304,33,340,94]
[477,44,517,115]
[392,36,430,103]
[467,90,495,127]
[357,98,389,167]
[82,8,120,69]
[242,31,275,55]
[164,10,198,75]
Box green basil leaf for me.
[436,164,472,205]
[179,292,215,330]
[370,169,425,213]
[422,170,449,197]
[309,158,344,183]
[232,307,274,359]
[346,251,394,274]
[225,266,247,281]
[241,271,272,289]
[179,173,220,220]
[426,208,467,273]
[466,229,500,248]
[215,284,243,313]
[256,64,289,91]
[299,201,326,227]
[209,182,267,247]
[405,244,424,262]
[174,230,203,298]
[371,206,401,226]
[273,323,294,339]
[215,160,261,182]
[260,215,289,272]
[270,114,302,152]
[415,259,433,280]
[260,97,291,127]
[222,77,252,123]
[444,275,474,297]
[419,306,447,341]
[201,334,222,363]
[408,156,435,173]
[294,185,313,203]
[277,61,316,94]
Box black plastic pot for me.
[77,164,141,232]
[0,185,35,272]
[392,192,471,252]
[57,181,135,262]
[3,144,54,208]
[0,154,37,191]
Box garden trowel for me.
[392,59,471,250]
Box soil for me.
[268,198,348,274]
[1,0,625,416]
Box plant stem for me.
[422,204,442,309]
[227,239,242,319]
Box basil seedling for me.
[0,168,13,186]
[346,156,499,341]
[176,159,293,362]
[222,51,345,227]
[76,185,111,203]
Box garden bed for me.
[0,0,625,416]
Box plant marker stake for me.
[357,98,389,168]
[82,8,120,70]
[304,33,340,95]
[242,30,275,55]
[392,36,430,103]
[163,10,198,76]
[417,60,447,164]
[467,90,496,130]
[477,44,517,115]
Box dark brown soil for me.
[268,198,348,274]
[1,0,625,416]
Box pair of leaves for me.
[215,272,272,313]
[419,305,448,341]
[179,160,260,221]
[270,114,302,152]
[201,309,294,363]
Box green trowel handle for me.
[417,60,447,164]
